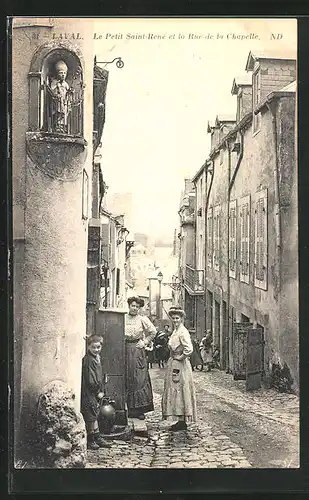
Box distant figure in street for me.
[125,296,157,419]
[145,339,155,368]
[200,330,213,372]
[162,306,197,431]
[163,323,171,337]
[81,335,112,450]
[154,325,170,368]
[189,332,204,371]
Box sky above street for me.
[92,18,297,241]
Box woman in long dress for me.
[200,330,213,372]
[161,306,197,431]
[189,332,204,371]
[125,296,157,419]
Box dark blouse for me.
[81,352,103,413]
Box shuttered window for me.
[213,205,220,271]
[240,195,250,283]
[207,207,213,268]
[229,200,237,279]
[254,189,268,290]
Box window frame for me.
[213,205,220,271]
[254,189,268,290]
[229,200,237,279]
[207,206,213,269]
[240,195,250,284]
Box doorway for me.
[214,300,221,368]
[222,300,228,370]
[214,300,220,345]
[257,323,265,380]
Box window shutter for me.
[213,206,220,271]
[244,202,250,276]
[254,190,267,290]
[216,207,220,270]
[207,207,213,268]
[240,196,250,283]
[240,205,244,276]
[229,200,237,278]
[213,211,217,268]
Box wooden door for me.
[222,301,228,371]
[232,322,253,380]
[96,309,127,425]
[246,328,264,391]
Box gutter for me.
[229,129,244,194]
[266,101,282,290]
[255,89,296,115]
[209,112,252,161]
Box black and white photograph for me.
[11,17,298,473]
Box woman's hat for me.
[168,306,185,318]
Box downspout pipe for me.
[227,130,244,373]
[192,180,197,329]
[226,140,231,372]
[228,129,244,195]
[204,160,214,332]
[266,101,281,259]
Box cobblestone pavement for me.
[86,367,299,469]
[190,369,299,429]
[87,391,251,469]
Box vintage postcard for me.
[10,16,298,483]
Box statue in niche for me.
[49,60,74,133]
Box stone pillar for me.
[12,18,95,462]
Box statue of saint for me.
[49,60,73,133]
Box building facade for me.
[100,210,131,309]
[179,51,298,391]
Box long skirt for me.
[125,343,154,414]
[190,342,203,367]
[154,345,170,363]
[161,357,197,423]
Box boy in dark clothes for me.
[81,335,112,450]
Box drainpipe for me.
[192,181,197,328]
[266,101,281,291]
[228,129,244,195]
[204,160,214,333]
[226,141,231,372]
[227,130,244,373]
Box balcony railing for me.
[184,265,204,294]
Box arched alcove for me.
[29,44,84,136]
[26,43,87,181]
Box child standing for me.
[81,335,112,450]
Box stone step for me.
[128,417,149,437]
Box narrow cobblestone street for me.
[87,366,299,469]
